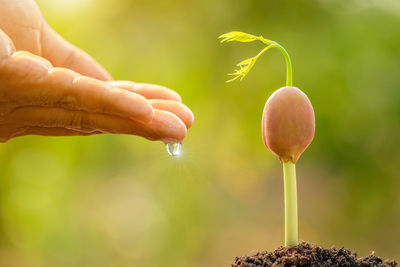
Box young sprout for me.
[219,31,315,247]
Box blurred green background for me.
[1,0,400,266]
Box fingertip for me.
[0,29,15,63]
[150,99,194,128]
[143,101,155,123]
[5,51,53,80]
[150,109,187,143]
[11,51,52,67]
[110,86,154,124]
[129,99,154,124]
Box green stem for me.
[259,37,293,87]
[282,161,298,246]
[274,44,293,87]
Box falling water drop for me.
[166,143,182,157]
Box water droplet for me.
[166,143,182,157]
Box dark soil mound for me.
[232,242,398,267]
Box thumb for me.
[40,22,112,81]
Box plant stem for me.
[282,161,298,246]
[274,44,293,87]
[258,37,293,87]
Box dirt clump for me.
[232,241,398,267]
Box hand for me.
[0,0,194,143]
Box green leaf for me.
[218,31,258,43]
[226,56,259,82]
[237,57,254,66]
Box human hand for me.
[0,0,193,143]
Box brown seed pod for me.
[262,86,315,163]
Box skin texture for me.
[262,86,315,163]
[0,0,194,143]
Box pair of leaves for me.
[219,31,273,82]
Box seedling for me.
[219,31,315,247]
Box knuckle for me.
[54,93,79,110]
[67,112,91,130]
[68,112,83,128]
[80,113,92,130]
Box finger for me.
[0,29,15,62]
[149,99,194,128]
[45,68,154,122]
[9,107,187,143]
[2,53,154,123]
[13,127,102,138]
[40,23,112,81]
[93,109,188,143]
[0,0,43,55]
[108,81,182,102]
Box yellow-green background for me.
[1,0,399,266]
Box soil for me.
[232,242,398,267]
